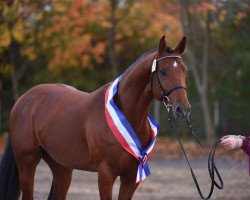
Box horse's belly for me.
[37,122,96,170]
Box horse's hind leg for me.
[11,128,41,200]
[47,165,72,200]
[42,152,72,200]
[14,149,41,200]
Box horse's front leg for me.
[118,171,138,200]
[98,162,117,200]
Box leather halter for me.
[150,55,186,103]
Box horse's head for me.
[151,36,191,120]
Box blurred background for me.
[1,0,250,144]
[1,1,250,199]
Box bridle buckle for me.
[163,96,172,113]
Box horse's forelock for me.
[166,47,174,54]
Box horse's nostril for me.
[175,105,189,120]
[176,106,182,114]
[176,106,183,118]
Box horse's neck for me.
[115,52,155,146]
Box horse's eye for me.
[159,69,167,76]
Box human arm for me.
[221,135,250,176]
[221,135,250,155]
[241,137,250,156]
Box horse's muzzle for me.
[173,104,191,120]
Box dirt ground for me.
[32,157,250,200]
[1,136,250,199]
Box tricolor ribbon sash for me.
[105,75,159,184]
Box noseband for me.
[150,55,186,107]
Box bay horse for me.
[0,36,190,200]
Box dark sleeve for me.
[245,136,250,141]
[241,139,250,156]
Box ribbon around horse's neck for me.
[105,75,159,184]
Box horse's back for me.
[10,83,89,130]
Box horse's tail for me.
[0,136,21,200]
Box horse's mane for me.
[123,47,174,77]
[123,49,156,77]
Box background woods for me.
[1,0,250,143]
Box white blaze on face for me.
[173,61,178,69]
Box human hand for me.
[221,135,245,140]
[221,135,235,140]
[221,135,243,150]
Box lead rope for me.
[164,98,223,199]
[186,119,223,190]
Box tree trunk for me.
[178,0,216,143]
[107,0,119,78]
[186,49,216,143]
[0,99,1,134]
[200,92,216,144]
[9,38,20,101]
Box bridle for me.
[150,55,223,199]
[150,55,186,109]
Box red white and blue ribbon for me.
[105,75,159,184]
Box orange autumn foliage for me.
[44,0,184,70]
[45,0,105,69]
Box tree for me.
[211,0,250,134]
[178,0,217,143]
[0,0,50,132]
[0,1,23,101]
[107,0,119,78]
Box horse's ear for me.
[158,35,166,53]
[174,36,186,55]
